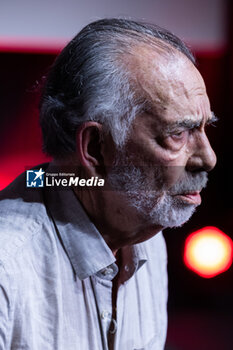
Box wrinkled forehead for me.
[126,45,210,122]
[128,44,203,86]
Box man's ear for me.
[76,122,105,175]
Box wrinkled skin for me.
[73,46,217,255]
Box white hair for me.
[39,18,195,158]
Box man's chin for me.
[147,200,197,229]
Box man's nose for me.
[187,132,217,172]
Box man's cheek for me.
[153,139,191,161]
[159,165,185,189]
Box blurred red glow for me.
[184,226,233,278]
[0,152,51,191]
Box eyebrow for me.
[165,111,218,133]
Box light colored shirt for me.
[0,169,168,350]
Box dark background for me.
[0,4,233,349]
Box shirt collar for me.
[42,166,147,281]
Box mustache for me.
[169,171,208,195]
[107,164,208,193]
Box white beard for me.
[107,151,208,228]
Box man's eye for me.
[170,130,188,141]
[158,130,189,150]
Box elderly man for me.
[0,18,216,350]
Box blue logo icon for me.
[26,168,45,188]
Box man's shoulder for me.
[0,168,51,266]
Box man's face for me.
[107,49,216,229]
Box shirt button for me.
[101,310,111,320]
[124,265,129,272]
[101,267,114,276]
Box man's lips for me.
[175,191,201,205]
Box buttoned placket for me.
[92,263,118,350]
